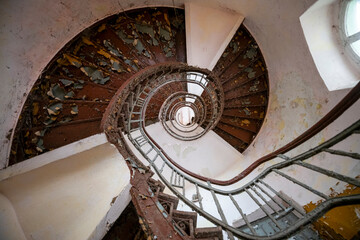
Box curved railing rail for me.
[146,82,360,186]
[103,64,360,239]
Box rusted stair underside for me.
[211,26,268,152]
[9,7,269,165]
[129,166,223,240]
[9,8,186,164]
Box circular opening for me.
[176,106,195,126]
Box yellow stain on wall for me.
[318,136,326,145]
[291,97,307,108]
[278,120,285,131]
[270,94,279,111]
[304,185,360,239]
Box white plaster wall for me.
[0,133,108,181]
[185,2,244,70]
[127,122,244,179]
[0,142,130,240]
[300,0,360,91]
[0,193,26,240]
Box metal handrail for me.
[103,64,360,239]
[128,97,360,239]
[145,82,360,185]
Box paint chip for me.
[65,91,75,99]
[60,79,74,87]
[47,84,66,100]
[71,105,78,115]
[47,103,63,116]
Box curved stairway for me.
[9,7,268,164]
[129,165,223,240]
[7,5,360,240]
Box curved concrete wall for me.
[0,142,130,240]
[0,0,357,177]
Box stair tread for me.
[173,209,198,218]
[158,192,179,209]
[213,128,247,152]
[195,227,223,239]
[219,117,259,133]
[222,106,265,120]
[216,122,253,144]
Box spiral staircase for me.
[7,6,360,240]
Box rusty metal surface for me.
[9,7,186,165]
[129,160,224,240]
[211,24,269,153]
[130,170,187,240]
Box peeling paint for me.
[304,185,360,240]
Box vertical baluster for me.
[129,92,134,109]
[136,98,145,107]
[251,185,279,215]
[159,161,166,173]
[174,170,178,186]
[272,169,329,200]
[151,153,158,163]
[229,194,256,235]
[195,183,203,210]
[182,176,185,196]
[245,188,283,231]
[145,147,153,155]
[207,182,235,240]
[258,179,305,216]
[170,169,174,185]
[254,182,287,211]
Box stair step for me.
[220,117,259,133]
[216,122,254,144]
[94,25,151,69]
[158,192,179,210]
[172,209,197,237]
[147,178,165,194]
[195,226,223,240]
[220,56,261,85]
[224,72,267,94]
[225,93,267,108]
[222,106,266,120]
[213,128,247,152]
[173,209,197,222]
[212,26,253,76]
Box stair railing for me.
[103,64,360,239]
